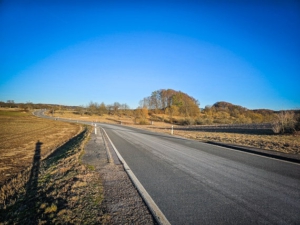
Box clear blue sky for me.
[1,0,299,110]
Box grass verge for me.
[0,127,108,224]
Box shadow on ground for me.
[0,130,87,224]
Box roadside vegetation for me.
[134,123,300,154]
[0,127,108,224]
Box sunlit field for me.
[0,108,82,185]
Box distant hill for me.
[212,101,274,112]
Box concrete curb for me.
[206,141,300,164]
[100,127,171,225]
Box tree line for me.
[76,102,131,116]
[2,91,300,134]
[201,101,275,124]
[0,100,60,111]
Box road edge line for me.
[100,128,113,163]
[100,127,171,225]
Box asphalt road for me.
[34,111,300,224]
[100,123,300,225]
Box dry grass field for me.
[0,108,82,186]
[48,110,135,124]
[130,124,300,154]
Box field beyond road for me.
[49,110,300,155]
[0,109,82,186]
[131,124,300,155]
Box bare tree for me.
[106,104,114,115]
[139,98,150,109]
[87,101,98,115]
[49,105,59,116]
[98,102,107,116]
[272,111,297,134]
[77,105,86,116]
[24,101,33,111]
[113,102,121,115]
[120,103,130,116]
[6,100,16,108]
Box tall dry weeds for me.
[272,111,297,134]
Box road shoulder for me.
[81,128,155,224]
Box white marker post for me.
[94,124,97,134]
[171,125,174,135]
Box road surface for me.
[101,123,300,225]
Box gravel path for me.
[81,128,156,224]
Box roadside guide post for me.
[171,125,174,135]
[94,123,97,134]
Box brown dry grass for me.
[0,128,107,224]
[47,110,135,125]
[129,124,300,154]
[0,109,82,186]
